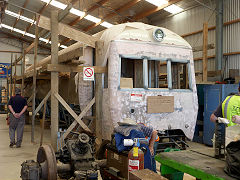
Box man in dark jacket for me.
[8,88,27,148]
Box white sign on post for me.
[83,67,94,81]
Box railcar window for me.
[171,62,189,89]
[121,58,143,88]
[119,56,190,90]
[148,60,168,88]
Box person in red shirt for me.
[8,88,27,148]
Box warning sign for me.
[130,94,143,102]
[83,67,94,81]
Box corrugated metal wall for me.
[154,0,240,79]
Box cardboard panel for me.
[120,78,133,89]
[147,96,174,113]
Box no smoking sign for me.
[83,67,94,81]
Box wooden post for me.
[40,101,47,147]
[21,49,25,96]
[14,55,17,95]
[51,10,59,151]
[95,41,104,146]
[10,53,13,97]
[203,22,208,82]
[31,15,39,143]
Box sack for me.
[224,140,240,179]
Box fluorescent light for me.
[70,8,85,17]
[41,0,51,3]
[1,24,11,30]
[145,0,168,7]
[100,21,113,28]
[19,16,35,24]
[2,23,68,48]
[84,15,101,23]
[50,0,67,9]
[164,4,183,14]
[40,0,105,24]
[6,10,36,24]
[25,33,36,38]
[60,45,67,49]
[5,10,20,19]
[13,28,25,34]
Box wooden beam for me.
[182,18,240,38]
[34,91,51,116]
[62,97,95,140]
[21,49,25,95]
[47,64,107,73]
[202,22,208,82]
[60,0,109,45]
[24,3,49,35]
[193,44,214,52]
[26,42,83,73]
[12,0,30,29]
[83,0,141,32]
[95,41,104,146]
[54,92,78,120]
[130,0,182,21]
[27,93,34,104]
[51,10,59,151]
[31,16,39,143]
[38,15,98,47]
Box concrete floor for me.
[0,114,51,180]
[0,113,209,180]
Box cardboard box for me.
[120,78,133,89]
[235,76,240,84]
[229,69,240,78]
[147,96,174,113]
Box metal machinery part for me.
[56,133,98,179]
[20,133,100,180]
[20,145,57,180]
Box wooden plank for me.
[202,22,208,82]
[95,41,104,146]
[38,15,98,47]
[27,93,34,104]
[47,64,107,73]
[129,169,167,180]
[51,10,59,151]
[26,42,84,73]
[63,97,95,140]
[34,91,51,116]
[54,92,78,120]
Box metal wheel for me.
[37,145,57,180]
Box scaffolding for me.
[9,10,105,152]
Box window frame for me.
[118,54,192,92]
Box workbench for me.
[155,149,236,180]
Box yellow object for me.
[133,147,138,157]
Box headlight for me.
[153,28,165,42]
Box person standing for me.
[210,82,240,126]
[8,88,27,148]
